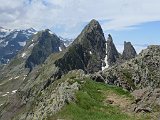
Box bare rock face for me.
[122,41,137,60]
[132,88,160,113]
[55,19,106,74]
[25,29,65,70]
[0,70,84,120]
[106,34,120,66]
[102,45,160,116]
[103,45,160,91]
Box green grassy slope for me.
[48,80,153,120]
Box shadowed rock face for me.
[122,41,137,60]
[55,19,106,74]
[25,29,65,70]
[106,34,120,66]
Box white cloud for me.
[0,0,160,37]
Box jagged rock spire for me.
[106,34,119,66]
[122,41,137,60]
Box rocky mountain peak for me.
[0,27,36,64]
[87,19,100,28]
[27,27,36,31]
[106,34,119,66]
[25,30,65,70]
[83,19,102,35]
[122,41,137,60]
[55,19,106,74]
[75,19,104,45]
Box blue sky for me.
[104,21,160,45]
[0,0,160,53]
[53,20,160,53]
[104,21,160,52]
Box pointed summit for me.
[122,41,137,60]
[55,19,106,73]
[83,19,103,34]
[106,34,119,66]
[25,29,65,70]
[86,19,101,29]
[74,19,104,44]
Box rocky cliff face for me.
[103,45,160,91]
[0,29,66,113]
[25,29,65,70]
[106,34,120,66]
[101,45,160,114]
[122,41,137,60]
[55,19,106,74]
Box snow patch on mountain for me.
[12,32,18,39]
[2,94,7,97]
[49,31,53,34]
[14,76,19,79]
[102,43,109,71]
[0,27,11,38]
[3,41,9,47]
[12,90,17,94]
[89,51,92,55]
[0,27,36,64]
[34,32,38,35]
[0,40,3,43]
[29,43,34,48]
[18,41,26,47]
[59,36,73,47]
[59,47,62,51]
[22,52,26,58]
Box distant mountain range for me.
[0,27,73,64]
[0,27,36,64]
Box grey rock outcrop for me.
[122,41,137,60]
[90,72,105,83]
[0,70,84,120]
[132,87,160,113]
[103,45,160,91]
